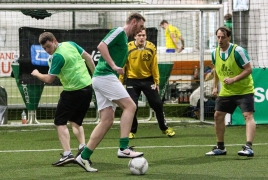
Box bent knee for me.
[214,111,226,122]
[243,112,254,121]
[128,102,137,111]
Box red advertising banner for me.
[0,51,17,77]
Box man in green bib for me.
[205,26,256,157]
[31,32,95,166]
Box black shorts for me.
[54,85,92,126]
[215,93,255,114]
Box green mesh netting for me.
[21,10,52,20]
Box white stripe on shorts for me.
[92,74,129,111]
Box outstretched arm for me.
[31,69,56,84]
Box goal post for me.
[0,4,224,11]
[0,3,223,124]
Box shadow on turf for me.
[54,161,229,180]
[57,161,232,180]
[126,131,214,140]
[152,155,254,167]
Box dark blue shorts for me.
[166,49,175,53]
[215,93,255,114]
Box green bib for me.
[54,42,91,91]
[215,44,254,96]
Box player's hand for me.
[152,84,159,92]
[112,65,124,75]
[156,85,160,93]
[177,46,184,53]
[223,77,235,85]
[31,69,40,76]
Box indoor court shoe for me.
[205,146,227,156]
[75,155,98,172]
[162,127,175,137]
[117,146,144,158]
[75,145,85,158]
[52,153,75,166]
[129,132,136,139]
[238,145,254,157]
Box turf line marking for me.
[1,143,268,153]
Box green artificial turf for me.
[0,123,267,180]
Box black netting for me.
[21,10,52,20]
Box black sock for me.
[217,142,225,150]
[246,141,252,148]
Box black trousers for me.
[126,77,168,133]
[170,89,177,98]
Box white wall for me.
[247,0,268,68]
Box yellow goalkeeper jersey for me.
[119,40,160,85]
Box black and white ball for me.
[128,157,148,175]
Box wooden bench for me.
[169,60,213,82]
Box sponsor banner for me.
[12,27,158,110]
[17,27,158,84]
[12,63,44,110]
[0,51,16,77]
[231,68,268,125]
[30,45,50,66]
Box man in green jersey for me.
[76,12,146,172]
[224,13,233,43]
[206,26,256,157]
[31,32,95,166]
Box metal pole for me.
[199,10,205,123]
[72,11,75,30]
[219,5,224,26]
[0,4,223,11]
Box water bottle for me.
[187,91,192,102]
[21,110,27,124]
[179,92,184,103]
[14,50,19,63]
[194,66,199,79]
[183,92,188,103]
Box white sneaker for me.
[238,145,254,157]
[205,146,227,156]
[117,146,144,158]
[75,155,98,172]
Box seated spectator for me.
[189,69,215,119]
[170,81,177,103]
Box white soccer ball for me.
[128,157,148,175]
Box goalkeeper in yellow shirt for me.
[119,27,175,139]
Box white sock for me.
[79,144,85,150]
[63,151,72,156]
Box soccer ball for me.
[128,157,148,175]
